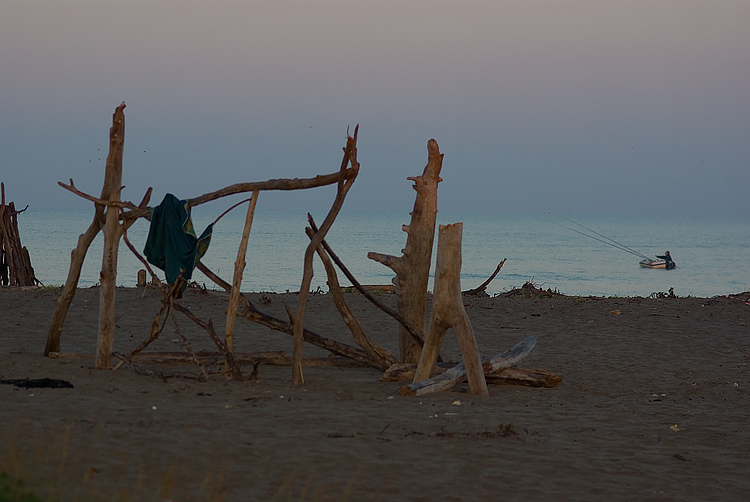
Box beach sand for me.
[1,286,748,501]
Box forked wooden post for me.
[96,102,126,369]
[413,223,489,396]
[225,190,259,356]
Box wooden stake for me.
[225,190,259,356]
[412,223,489,396]
[96,102,126,369]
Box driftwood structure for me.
[44,103,368,384]
[42,102,559,395]
[0,183,38,287]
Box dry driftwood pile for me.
[0,183,38,287]
[43,102,560,397]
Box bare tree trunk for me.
[368,139,443,363]
[411,223,489,396]
[96,102,126,369]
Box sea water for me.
[16,209,750,298]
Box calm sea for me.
[15,209,750,298]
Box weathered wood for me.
[0,186,37,287]
[485,367,562,388]
[172,302,244,380]
[293,127,359,384]
[399,336,536,396]
[225,190,259,355]
[51,351,366,368]
[463,259,506,296]
[45,217,104,355]
[368,139,443,362]
[96,102,126,369]
[309,216,426,348]
[380,361,457,382]
[382,361,559,388]
[45,106,146,357]
[412,223,488,396]
[306,224,398,371]
[120,169,359,221]
[195,261,379,369]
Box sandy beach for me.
[1,286,748,501]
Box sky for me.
[1,0,748,215]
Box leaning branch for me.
[292,126,359,384]
[308,215,426,348]
[122,168,359,221]
[463,259,507,296]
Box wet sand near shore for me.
[1,286,748,501]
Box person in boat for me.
[656,251,676,269]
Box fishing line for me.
[548,214,652,260]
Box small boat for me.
[550,215,676,270]
[639,257,676,269]
[640,258,667,269]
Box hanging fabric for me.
[144,193,212,296]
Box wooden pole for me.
[368,139,443,362]
[225,190,259,356]
[45,104,131,356]
[96,102,126,369]
[412,223,489,396]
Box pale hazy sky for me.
[1,1,748,214]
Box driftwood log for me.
[368,139,443,363]
[0,183,37,287]
[399,336,537,396]
[411,223,488,396]
[51,351,364,367]
[485,367,562,388]
[44,103,151,357]
[381,362,560,388]
[463,259,506,296]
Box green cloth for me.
[144,194,212,296]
